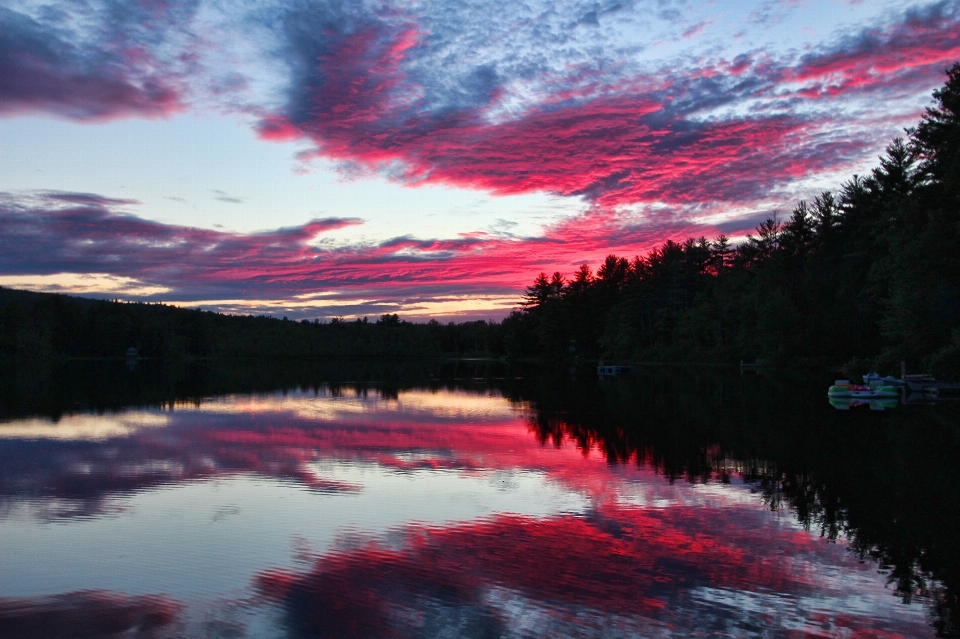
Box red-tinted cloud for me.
[262,5,960,210]
[255,115,304,142]
[4,0,957,206]
[792,4,960,98]
[5,4,958,315]
[0,192,744,316]
[267,24,837,208]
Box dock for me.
[597,364,637,377]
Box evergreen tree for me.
[910,62,960,206]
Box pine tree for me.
[910,62,960,205]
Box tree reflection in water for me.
[0,359,957,637]
[508,365,960,638]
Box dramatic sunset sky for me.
[1,0,958,320]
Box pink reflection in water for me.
[257,504,930,638]
[0,388,938,637]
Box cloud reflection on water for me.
[0,412,168,441]
[0,386,937,637]
[0,590,182,639]
[257,503,930,638]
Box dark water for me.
[0,360,958,638]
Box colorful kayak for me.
[828,380,899,399]
[829,398,898,411]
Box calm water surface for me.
[0,363,956,638]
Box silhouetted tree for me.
[505,64,960,374]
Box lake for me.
[0,360,957,638]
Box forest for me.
[0,287,502,364]
[2,65,959,375]
[503,64,960,376]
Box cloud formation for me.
[2,0,959,314]
[258,1,960,208]
[0,191,735,317]
[792,2,960,98]
[0,3,190,120]
[4,0,957,204]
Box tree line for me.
[504,64,960,375]
[0,287,503,364]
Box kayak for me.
[830,398,898,411]
[828,380,899,399]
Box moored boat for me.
[828,380,899,399]
[862,372,905,387]
[829,397,898,411]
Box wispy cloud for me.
[212,189,244,204]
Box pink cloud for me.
[0,193,772,317]
[5,5,958,316]
[792,4,960,97]
[0,192,742,316]
[681,21,711,39]
[258,6,958,213]
[278,26,834,208]
[254,115,304,142]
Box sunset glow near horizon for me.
[1,0,959,320]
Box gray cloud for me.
[212,189,244,204]
[0,2,196,120]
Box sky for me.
[1,0,959,320]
